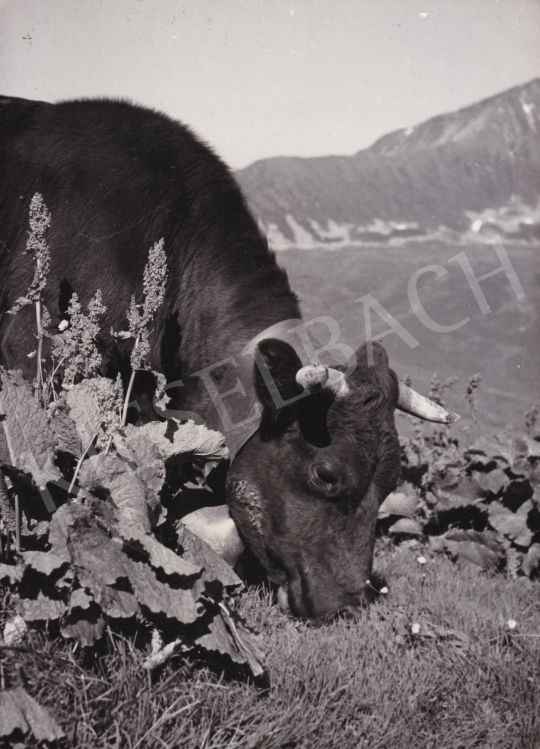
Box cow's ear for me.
[253,338,304,419]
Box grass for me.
[2,544,539,749]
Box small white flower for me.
[27,350,36,359]
[366,580,371,585]
[58,319,69,331]
[417,556,427,565]
[380,587,388,595]
[411,622,421,634]
[507,619,517,630]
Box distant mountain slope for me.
[236,79,540,249]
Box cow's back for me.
[0,97,299,413]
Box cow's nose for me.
[277,577,373,621]
[332,588,372,619]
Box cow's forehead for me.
[210,321,395,463]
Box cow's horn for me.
[397,382,460,424]
[296,364,351,398]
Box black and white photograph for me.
[0,1,539,746]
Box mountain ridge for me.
[236,79,540,249]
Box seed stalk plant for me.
[7,193,52,403]
[112,238,168,425]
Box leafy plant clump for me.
[0,354,263,675]
[0,196,265,698]
[380,378,540,578]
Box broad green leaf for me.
[0,686,65,742]
[91,586,138,619]
[464,451,497,467]
[138,418,229,463]
[517,499,534,515]
[436,473,484,501]
[388,517,423,535]
[433,489,478,510]
[0,368,61,488]
[113,431,165,519]
[218,602,265,677]
[0,563,24,584]
[61,616,105,647]
[112,432,140,464]
[177,523,243,594]
[6,492,258,669]
[472,469,510,495]
[49,503,200,624]
[17,592,67,621]
[117,520,201,579]
[467,435,514,464]
[488,502,533,546]
[65,377,116,446]
[78,453,151,532]
[49,504,125,585]
[21,551,69,576]
[122,556,200,623]
[524,437,540,458]
[437,466,463,490]
[445,530,503,571]
[446,529,501,547]
[445,540,501,570]
[195,602,265,677]
[69,588,93,610]
[69,529,135,590]
[378,491,418,518]
[468,433,540,469]
[48,400,82,457]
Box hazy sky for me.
[1,0,539,168]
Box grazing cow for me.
[0,96,457,621]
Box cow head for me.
[225,338,456,622]
[225,339,399,621]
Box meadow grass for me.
[2,544,539,749]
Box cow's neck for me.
[167,243,301,420]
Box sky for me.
[1,0,539,168]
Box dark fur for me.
[0,97,400,620]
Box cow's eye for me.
[310,464,340,496]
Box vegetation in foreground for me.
[1,547,539,749]
[1,196,540,748]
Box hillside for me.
[276,242,539,433]
[236,79,540,249]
